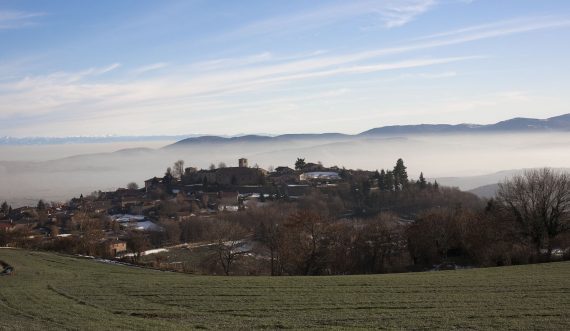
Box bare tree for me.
[74,212,104,256]
[280,211,329,275]
[362,214,405,273]
[218,162,227,168]
[127,231,151,263]
[496,168,570,254]
[212,221,249,275]
[158,218,182,245]
[173,160,185,179]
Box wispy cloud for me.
[0,10,45,29]
[9,63,121,87]
[193,53,273,71]
[227,0,437,38]
[414,16,566,41]
[399,71,458,79]
[373,0,437,28]
[132,62,169,75]
[92,63,121,75]
[200,15,570,83]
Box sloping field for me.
[0,249,569,330]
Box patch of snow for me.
[111,214,146,223]
[122,248,169,257]
[126,220,162,231]
[143,248,169,255]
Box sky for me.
[1,0,570,137]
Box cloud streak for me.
[0,10,45,29]
[132,62,169,75]
[227,0,436,38]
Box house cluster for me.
[0,158,370,256]
[0,202,130,257]
[143,158,348,204]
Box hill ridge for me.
[170,113,570,147]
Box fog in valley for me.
[1,132,569,207]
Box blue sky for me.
[1,0,570,136]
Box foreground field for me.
[0,249,569,330]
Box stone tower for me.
[238,158,248,168]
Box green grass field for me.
[0,249,569,330]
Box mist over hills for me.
[435,168,570,199]
[2,113,570,146]
[169,113,570,145]
[1,113,570,206]
[362,113,570,135]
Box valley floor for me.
[0,248,569,330]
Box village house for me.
[104,240,127,257]
[0,221,15,233]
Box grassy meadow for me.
[0,248,569,330]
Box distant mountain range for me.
[0,133,266,145]
[0,135,199,145]
[361,113,570,135]
[2,113,569,146]
[170,113,570,147]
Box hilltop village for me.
[0,158,378,253]
[81,157,371,218]
[0,158,439,267]
[143,157,353,211]
[1,158,568,276]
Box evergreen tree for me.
[37,199,46,210]
[377,169,387,191]
[393,158,408,190]
[295,158,306,170]
[433,180,439,190]
[374,170,380,179]
[418,172,427,189]
[1,201,8,213]
[385,170,395,191]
